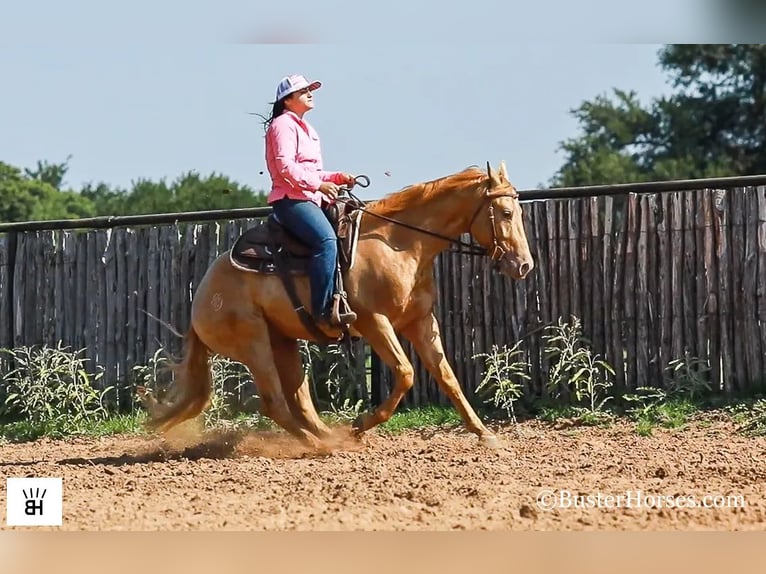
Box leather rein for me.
[336,175,520,260]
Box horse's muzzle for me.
[498,253,534,280]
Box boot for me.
[315,310,357,331]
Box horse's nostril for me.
[519,262,531,276]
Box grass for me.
[536,403,615,427]
[726,397,766,436]
[630,398,698,436]
[10,332,765,445]
[533,393,766,437]
[0,411,148,443]
[379,405,463,434]
[0,405,465,443]
[0,405,465,442]
[7,327,766,446]
[3,397,766,444]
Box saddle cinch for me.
[229,189,366,343]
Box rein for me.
[336,175,519,258]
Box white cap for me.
[275,74,322,102]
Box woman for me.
[262,74,357,328]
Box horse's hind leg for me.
[208,314,324,448]
[190,257,322,447]
[269,330,333,439]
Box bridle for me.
[466,185,520,262]
[336,174,520,260]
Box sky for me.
[2,1,759,203]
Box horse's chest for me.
[389,270,435,317]
[349,245,435,316]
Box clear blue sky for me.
[3,0,722,202]
[0,0,766,198]
[0,43,674,201]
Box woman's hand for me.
[318,181,340,199]
[341,173,356,186]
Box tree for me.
[83,171,268,216]
[1,158,269,223]
[552,44,766,186]
[0,162,94,223]
[23,156,73,190]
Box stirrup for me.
[330,293,357,326]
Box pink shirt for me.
[265,111,346,206]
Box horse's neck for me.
[360,186,476,263]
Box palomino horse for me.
[148,162,534,448]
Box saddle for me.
[229,196,365,342]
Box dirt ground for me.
[2,416,766,531]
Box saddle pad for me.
[229,221,310,274]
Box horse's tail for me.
[145,324,212,434]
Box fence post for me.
[3,231,18,349]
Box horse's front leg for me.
[351,312,415,435]
[402,312,499,448]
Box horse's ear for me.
[486,161,500,187]
[499,160,509,181]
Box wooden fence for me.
[2,183,766,409]
[379,185,766,407]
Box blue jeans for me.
[271,198,338,320]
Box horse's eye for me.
[503,209,512,217]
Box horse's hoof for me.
[350,429,365,442]
[478,434,500,449]
[299,431,325,451]
[351,413,366,434]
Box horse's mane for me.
[367,166,487,216]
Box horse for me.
[147,161,534,449]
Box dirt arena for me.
[2,416,766,531]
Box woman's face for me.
[284,87,315,115]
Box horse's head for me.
[468,161,534,280]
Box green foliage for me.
[320,397,366,424]
[473,342,529,422]
[0,411,147,442]
[205,355,257,428]
[0,156,269,224]
[133,342,367,429]
[553,90,655,187]
[621,353,712,435]
[299,341,366,419]
[133,348,258,430]
[730,399,766,437]
[0,343,113,432]
[543,316,615,423]
[379,406,462,434]
[628,395,698,437]
[623,386,669,418]
[24,157,71,190]
[552,44,766,186]
[0,161,95,222]
[663,352,712,400]
[82,171,268,217]
[537,404,578,423]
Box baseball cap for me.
[275,74,322,102]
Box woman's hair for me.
[258,98,288,132]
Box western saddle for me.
[229,194,365,343]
